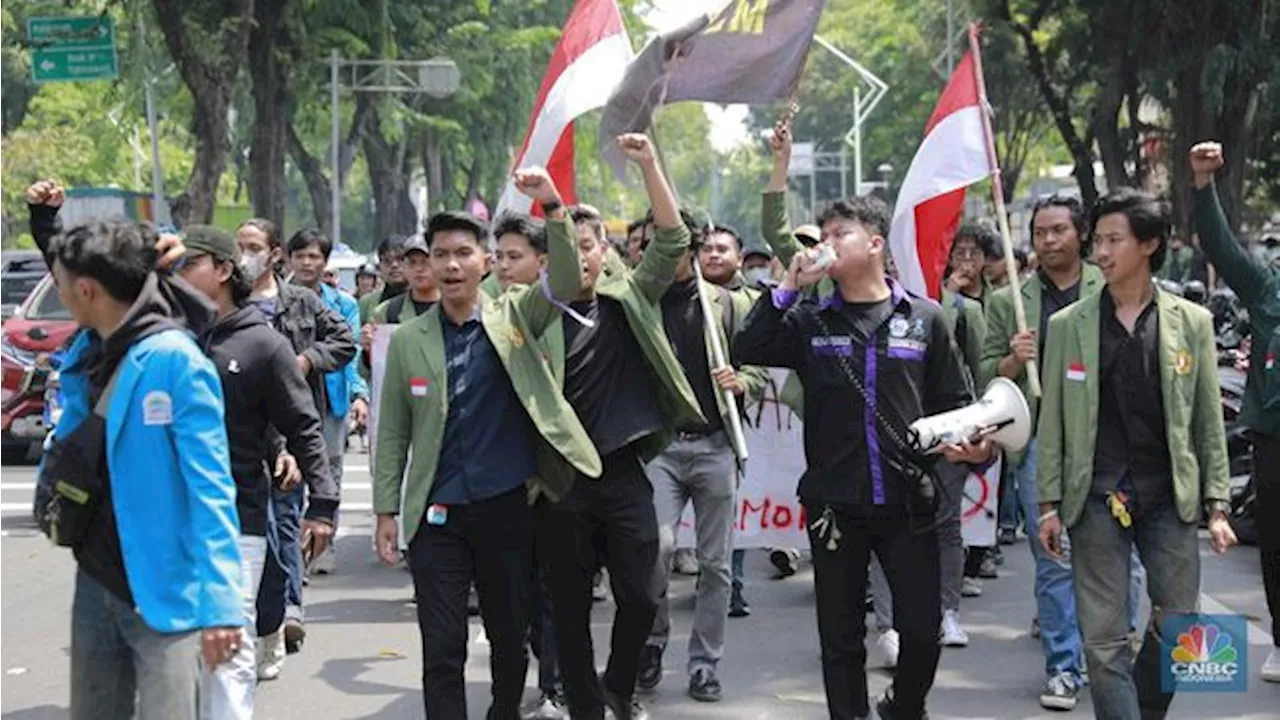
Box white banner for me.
[675,368,1002,549]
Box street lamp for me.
[877,163,894,195]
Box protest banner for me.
[675,368,1001,549]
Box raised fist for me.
[25,180,64,208]
[770,119,792,159]
[1189,142,1224,187]
[514,167,561,204]
[617,133,655,164]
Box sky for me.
[642,0,751,152]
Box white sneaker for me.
[961,577,983,597]
[256,630,285,681]
[673,548,700,576]
[309,542,336,575]
[1039,671,1080,710]
[877,629,900,669]
[941,609,969,647]
[1262,646,1280,683]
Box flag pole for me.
[968,24,1040,397]
[645,124,750,464]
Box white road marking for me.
[1199,592,1274,646]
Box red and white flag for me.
[494,0,632,219]
[887,52,993,299]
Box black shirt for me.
[431,308,537,504]
[562,297,665,456]
[731,280,973,513]
[1092,290,1172,505]
[1038,273,1083,370]
[661,278,722,434]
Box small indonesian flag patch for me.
[410,377,429,397]
[1066,362,1087,382]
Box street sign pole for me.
[331,51,342,248]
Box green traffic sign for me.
[28,15,119,83]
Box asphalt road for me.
[2,450,1277,719]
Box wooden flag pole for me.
[968,23,1040,397]
[645,125,749,464]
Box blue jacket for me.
[319,283,368,418]
[50,328,243,632]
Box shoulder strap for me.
[93,362,126,418]
[717,285,736,343]
[387,295,404,325]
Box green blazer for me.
[1035,288,1230,528]
[373,224,601,540]
[546,217,705,464]
[980,264,1105,465]
[941,289,986,388]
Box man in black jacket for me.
[177,225,340,718]
[236,218,355,678]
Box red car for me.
[2,274,77,463]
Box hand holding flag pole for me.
[968,24,1040,397]
[646,127,750,465]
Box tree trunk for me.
[151,0,255,225]
[247,0,291,227]
[363,106,417,238]
[285,97,371,236]
[1001,5,1100,208]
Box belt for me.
[676,428,717,441]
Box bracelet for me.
[1038,509,1059,524]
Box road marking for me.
[1199,592,1274,646]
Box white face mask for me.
[239,251,270,282]
[744,267,772,286]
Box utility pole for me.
[812,36,888,198]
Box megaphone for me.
[908,377,1031,455]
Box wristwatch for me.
[1204,499,1230,517]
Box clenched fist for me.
[1189,142,1224,189]
[617,133,656,165]
[25,180,64,208]
[514,167,561,205]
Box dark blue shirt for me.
[430,307,537,505]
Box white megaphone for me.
[908,377,1032,455]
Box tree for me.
[151,0,254,225]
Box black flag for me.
[599,0,826,181]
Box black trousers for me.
[806,503,941,720]
[407,486,533,720]
[1252,432,1280,644]
[536,448,659,720]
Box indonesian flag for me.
[887,51,993,299]
[494,0,633,219]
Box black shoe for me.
[688,667,723,702]
[728,587,751,618]
[998,527,1017,545]
[875,687,929,720]
[992,545,1005,566]
[636,645,663,691]
[978,554,999,579]
[769,548,799,577]
[602,688,649,720]
[283,618,305,654]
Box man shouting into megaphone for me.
[732,192,992,720]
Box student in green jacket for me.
[1037,187,1236,720]
[1189,141,1280,683]
[531,134,701,720]
[373,179,597,719]
[357,236,441,374]
[357,235,410,327]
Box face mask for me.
[240,251,270,282]
[745,267,772,286]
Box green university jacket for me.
[373,223,601,540]
[550,218,705,464]
[1035,288,1230,528]
[979,264,1105,466]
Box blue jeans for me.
[71,568,201,720]
[1069,493,1200,719]
[1018,441,1144,681]
[256,480,305,636]
[999,454,1022,531]
[731,548,746,593]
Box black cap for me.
[182,225,240,263]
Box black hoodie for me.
[202,305,338,535]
